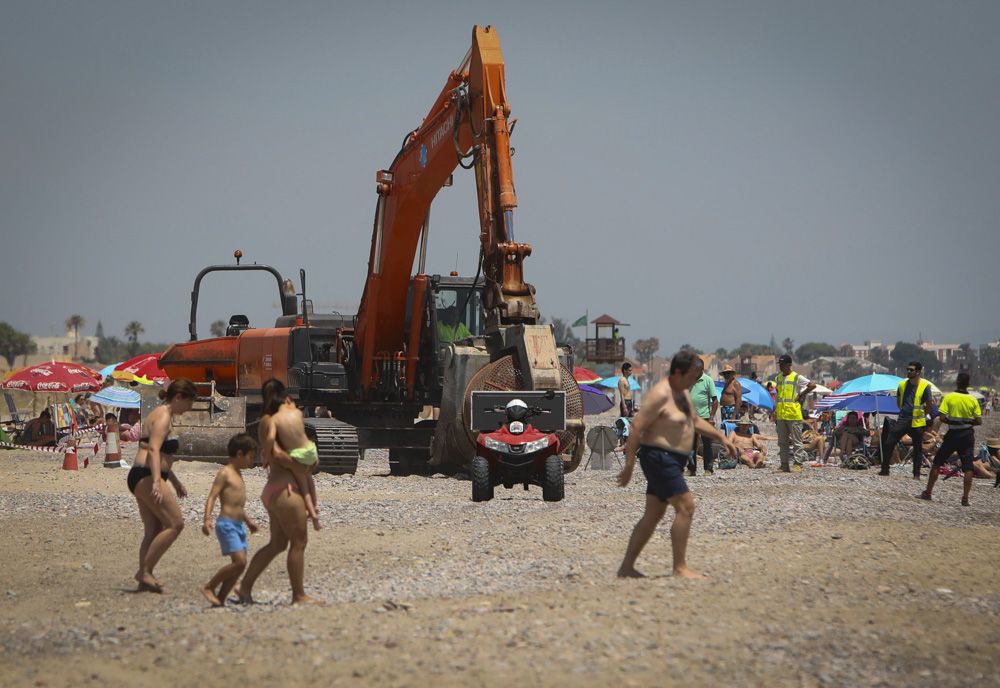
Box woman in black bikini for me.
[128,378,196,593]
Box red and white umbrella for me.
[112,353,169,384]
[573,366,602,384]
[0,361,102,393]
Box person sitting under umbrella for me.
[730,416,767,468]
[833,411,868,457]
[21,409,56,446]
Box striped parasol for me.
[88,386,141,409]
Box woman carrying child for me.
[127,378,197,593]
[239,379,321,606]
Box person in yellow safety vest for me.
[919,371,982,506]
[772,354,816,472]
[879,360,935,478]
[436,305,473,343]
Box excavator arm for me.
[353,25,540,399]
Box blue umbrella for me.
[597,376,640,392]
[715,378,775,410]
[99,362,123,380]
[828,393,899,415]
[579,384,615,415]
[88,386,141,409]
[836,374,904,395]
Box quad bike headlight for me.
[522,437,550,453]
[484,436,509,452]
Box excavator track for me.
[306,418,361,474]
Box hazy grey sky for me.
[3,1,998,356]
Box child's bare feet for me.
[616,567,646,579]
[201,585,222,607]
[292,595,325,607]
[237,591,255,605]
[673,565,707,580]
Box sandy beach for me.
[2,413,999,688]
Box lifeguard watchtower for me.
[585,314,627,363]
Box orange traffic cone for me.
[62,443,79,471]
[103,429,124,468]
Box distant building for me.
[838,340,895,360]
[27,330,99,366]
[918,339,960,365]
[717,354,778,381]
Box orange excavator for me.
[158,26,584,475]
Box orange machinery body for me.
[352,25,536,402]
[159,328,291,395]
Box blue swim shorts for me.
[638,445,691,503]
[215,516,248,556]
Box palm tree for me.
[124,321,145,356]
[210,320,226,338]
[65,314,85,360]
[782,337,794,357]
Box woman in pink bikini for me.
[238,379,321,606]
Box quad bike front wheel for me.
[471,455,494,502]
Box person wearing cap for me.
[880,360,934,478]
[918,372,982,506]
[772,354,815,472]
[719,365,741,423]
[618,363,635,418]
[687,356,718,475]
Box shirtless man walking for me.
[617,350,738,579]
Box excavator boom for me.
[353,25,541,399]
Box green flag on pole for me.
[571,314,588,327]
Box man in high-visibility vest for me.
[918,372,981,506]
[880,360,935,478]
[773,354,816,472]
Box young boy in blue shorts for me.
[201,432,259,607]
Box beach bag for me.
[842,450,869,470]
[716,448,738,470]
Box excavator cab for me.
[432,281,484,345]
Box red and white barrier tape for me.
[1,438,103,455]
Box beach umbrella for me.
[573,366,602,384]
[112,353,169,384]
[0,361,102,393]
[810,383,834,395]
[828,393,900,415]
[88,386,141,409]
[836,374,904,395]
[99,362,122,379]
[597,375,640,391]
[579,384,615,415]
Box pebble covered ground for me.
[1,413,998,687]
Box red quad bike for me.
[472,398,564,502]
